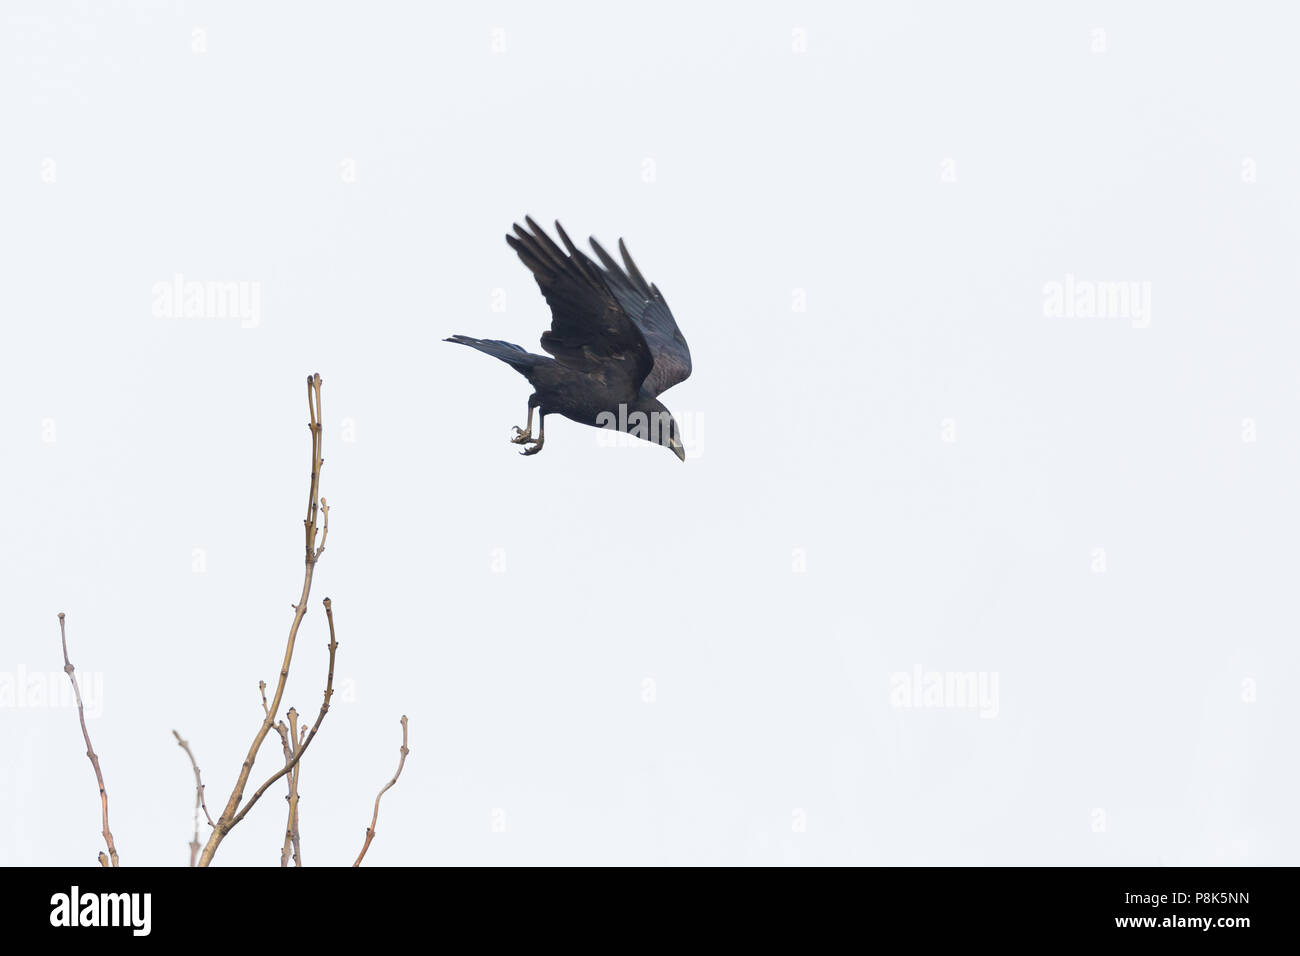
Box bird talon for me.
[510,426,532,444]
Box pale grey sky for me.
[2,1,1297,866]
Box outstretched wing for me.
[587,235,692,398]
[506,217,652,393]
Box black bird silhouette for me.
[446,217,692,460]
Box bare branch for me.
[229,595,339,830]
[292,723,306,865]
[315,498,329,559]
[198,374,328,867]
[275,720,295,867]
[172,730,213,867]
[353,715,410,867]
[277,709,303,867]
[58,613,119,867]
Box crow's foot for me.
[512,409,544,455]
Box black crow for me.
[446,217,692,460]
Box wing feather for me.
[507,218,651,392]
[587,235,692,397]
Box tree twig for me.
[293,723,306,863]
[198,374,327,867]
[58,612,119,867]
[353,715,410,867]
[227,596,339,830]
[277,710,303,867]
[275,720,294,867]
[172,729,214,867]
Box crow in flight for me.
[446,217,692,460]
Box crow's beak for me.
[671,441,686,462]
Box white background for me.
[2,1,1297,866]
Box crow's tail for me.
[444,335,548,373]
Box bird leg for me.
[510,404,535,444]
[510,405,545,455]
[516,413,545,456]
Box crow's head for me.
[633,398,686,462]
